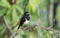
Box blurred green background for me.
[0,0,60,38]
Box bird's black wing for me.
[18,17,25,29]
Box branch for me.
[48,0,54,28]
[10,23,60,38]
[10,25,36,38]
[37,24,60,34]
[10,28,21,38]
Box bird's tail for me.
[18,25,20,29]
[17,23,23,30]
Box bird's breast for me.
[24,19,29,24]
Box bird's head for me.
[24,12,29,15]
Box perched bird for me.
[18,12,30,29]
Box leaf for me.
[16,6,24,14]
[5,8,11,24]
[0,0,10,8]
[12,8,19,27]
[0,7,6,17]
[0,24,6,36]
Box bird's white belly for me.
[24,20,29,24]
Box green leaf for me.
[0,0,10,8]
[12,8,19,27]
[5,8,11,24]
[0,7,6,17]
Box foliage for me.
[0,0,60,38]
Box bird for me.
[18,12,30,30]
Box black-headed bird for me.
[18,12,30,30]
